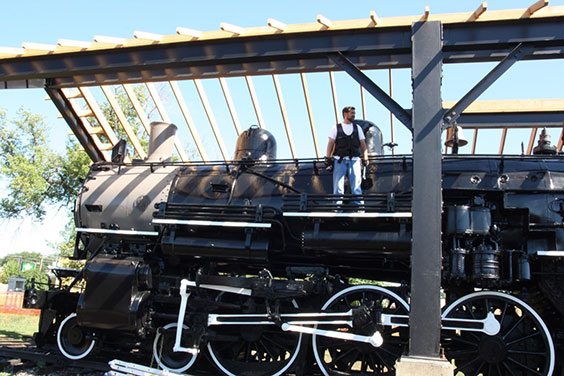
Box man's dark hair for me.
[342,106,355,116]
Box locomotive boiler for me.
[24,121,564,376]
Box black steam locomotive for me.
[24,121,564,376]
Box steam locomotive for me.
[24,121,564,375]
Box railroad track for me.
[0,342,111,375]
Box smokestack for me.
[146,121,177,162]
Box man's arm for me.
[360,139,369,165]
[326,138,335,158]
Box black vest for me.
[334,123,361,158]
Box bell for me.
[445,125,468,148]
[532,128,557,155]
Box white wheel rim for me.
[312,285,410,376]
[443,290,555,376]
[153,322,198,373]
[207,298,303,376]
[56,313,96,360]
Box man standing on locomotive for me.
[325,106,369,206]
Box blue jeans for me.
[333,158,364,206]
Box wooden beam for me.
[1,6,564,61]
[442,99,564,113]
[389,69,395,156]
[218,77,243,135]
[267,18,286,32]
[423,6,430,21]
[123,84,152,136]
[499,128,508,154]
[146,82,189,162]
[272,74,296,159]
[134,31,163,42]
[194,79,230,161]
[317,14,332,28]
[176,27,202,39]
[220,22,244,35]
[527,128,539,154]
[300,73,320,159]
[57,39,91,49]
[61,88,110,161]
[0,47,23,56]
[78,86,120,146]
[526,0,549,16]
[467,2,488,21]
[245,76,266,128]
[93,35,125,45]
[329,72,339,124]
[22,42,56,52]
[101,85,147,159]
[169,81,209,162]
[370,11,380,25]
[472,129,478,154]
[360,86,366,120]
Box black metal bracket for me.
[328,52,413,131]
[443,43,535,128]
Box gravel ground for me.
[0,361,107,376]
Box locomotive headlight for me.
[137,264,153,290]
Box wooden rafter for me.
[329,72,339,124]
[360,86,366,120]
[3,5,564,60]
[272,74,296,159]
[388,69,395,156]
[78,87,120,146]
[60,88,109,161]
[467,2,488,21]
[219,78,242,136]
[123,84,152,136]
[499,128,508,154]
[300,73,320,159]
[194,79,229,161]
[245,76,265,129]
[527,128,539,154]
[100,85,147,159]
[471,129,478,154]
[169,81,209,162]
[146,82,189,161]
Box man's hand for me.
[324,156,333,167]
[362,158,369,167]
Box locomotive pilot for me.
[325,106,369,206]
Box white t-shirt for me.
[328,123,365,160]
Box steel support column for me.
[45,87,105,162]
[409,21,443,358]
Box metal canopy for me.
[0,5,562,163]
[0,17,564,88]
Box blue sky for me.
[0,0,563,258]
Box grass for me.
[0,313,38,341]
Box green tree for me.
[0,85,153,242]
[0,108,90,219]
[0,255,52,288]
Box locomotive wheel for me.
[56,313,96,360]
[442,291,555,376]
[207,294,303,376]
[312,285,409,376]
[153,323,198,373]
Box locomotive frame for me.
[1,4,564,375]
